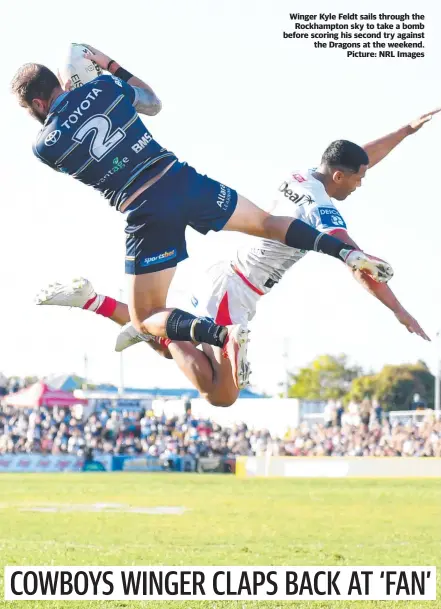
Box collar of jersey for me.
[44,92,69,127]
[49,91,69,112]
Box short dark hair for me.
[321,140,369,173]
[11,63,60,108]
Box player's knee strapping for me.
[285,219,354,261]
[165,309,228,347]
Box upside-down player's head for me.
[11,63,62,124]
[318,140,369,201]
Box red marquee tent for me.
[2,382,87,408]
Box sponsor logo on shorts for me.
[318,207,346,229]
[278,182,314,206]
[216,184,232,211]
[191,296,199,308]
[44,130,61,146]
[140,249,177,268]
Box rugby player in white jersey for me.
[36,109,436,405]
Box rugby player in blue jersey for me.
[12,44,393,389]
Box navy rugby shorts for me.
[124,161,238,275]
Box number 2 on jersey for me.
[72,114,125,161]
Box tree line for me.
[287,355,434,411]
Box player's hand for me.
[395,308,431,341]
[407,108,441,134]
[82,45,112,71]
[57,69,72,92]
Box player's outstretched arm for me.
[363,107,441,169]
[330,228,430,341]
[83,45,162,116]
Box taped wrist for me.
[114,67,133,82]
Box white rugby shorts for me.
[188,261,261,327]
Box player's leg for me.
[117,263,249,400]
[125,264,250,388]
[124,185,249,364]
[186,168,392,282]
[126,267,176,336]
[223,194,393,282]
[142,264,249,403]
[126,267,241,359]
[35,278,173,359]
[35,278,131,326]
[200,343,240,406]
[115,331,242,405]
[36,277,245,398]
[117,318,249,392]
[169,342,239,407]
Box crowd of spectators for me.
[278,418,441,457]
[0,375,30,397]
[0,399,440,459]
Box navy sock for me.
[285,219,354,260]
[165,309,228,347]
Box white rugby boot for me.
[115,322,154,352]
[35,277,97,308]
[343,250,394,283]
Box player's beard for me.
[28,106,47,125]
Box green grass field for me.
[0,473,439,608]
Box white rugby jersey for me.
[232,169,348,294]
